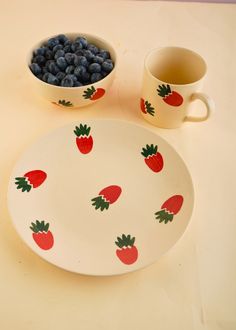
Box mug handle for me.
[184,92,215,122]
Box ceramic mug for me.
[140,47,215,128]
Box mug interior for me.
[146,47,207,85]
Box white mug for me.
[140,47,215,128]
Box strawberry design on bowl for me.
[30,220,54,250]
[155,195,184,223]
[157,84,183,107]
[141,144,164,172]
[74,124,93,154]
[115,234,138,265]
[83,86,105,100]
[15,170,47,192]
[91,185,122,211]
[52,100,73,107]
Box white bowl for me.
[27,33,116,108]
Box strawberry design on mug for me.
[140,98,155,116]
[157,84,183,107]
[15,170,47,192]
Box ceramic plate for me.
[8,119,194,276]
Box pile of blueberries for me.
[29,34,114,87]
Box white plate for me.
[8,119,194,276]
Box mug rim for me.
[144,46,207,86]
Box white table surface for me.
[0,1,235,329]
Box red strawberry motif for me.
[141,144,164,172]
[74,124,93,154]
[15,170,47,192]
[155,195,184,223]
[91,185,122,211]
[115,234,138,265]
[30,220,54,250]
[83,86,105,100]
[140,98,155,116]
[157,84,183,107]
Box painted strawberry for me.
[15,170,47,192]
[83,86,105,100]
[30,220,54,250]
[91,185,122,211]
[155,195,184,223]
[53,99,73,107]
[157,84,183,106]
[141,144,164,173]
[115,234,138,265]
[140,98,155,116]
[74,124,93,154]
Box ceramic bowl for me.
[27,33,116,108]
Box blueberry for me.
[61,76,74,87]
[65,65,75,74]
[65,53,76,65]
[75,49,84,57]
[53,44,63,53]
[101,70,108,78]
[30,63,41,75]
[48,61,60,75]
[93,55,104,64]
[102,60,114,72]
[71,42,82,52]
[43,72,50,82]
[54,49,65,60]
[56,71,66,81]
[63,44,72,53]
[74,65,87,79]
[36,73,43,80]
[87,44,99,54]
[47,73,59,85]
[34,47,47,56]
[64,40,72,46]
[74,55,88,67]
[91,72,103,83]
[65,74,77,82]
[57,34,68,44]
[88,63,101,73]
[81,71,90,83]
[32,55,46,66]
[83,50,95,62]
[45,49,54,60]
[74,81,83,87]
[47,37,60,49]
[45,60,54,70]
[74,36,88,48]
[42,66,49,74]
[98,50,111,60]
[56,57,67,70]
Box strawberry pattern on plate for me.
[8,119,194,276]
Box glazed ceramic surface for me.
[27,33,116,108]
[141,47,214,128]
[8,119,194,275]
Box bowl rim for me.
[27,32,117,90]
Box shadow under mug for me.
[140,47,215,128]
